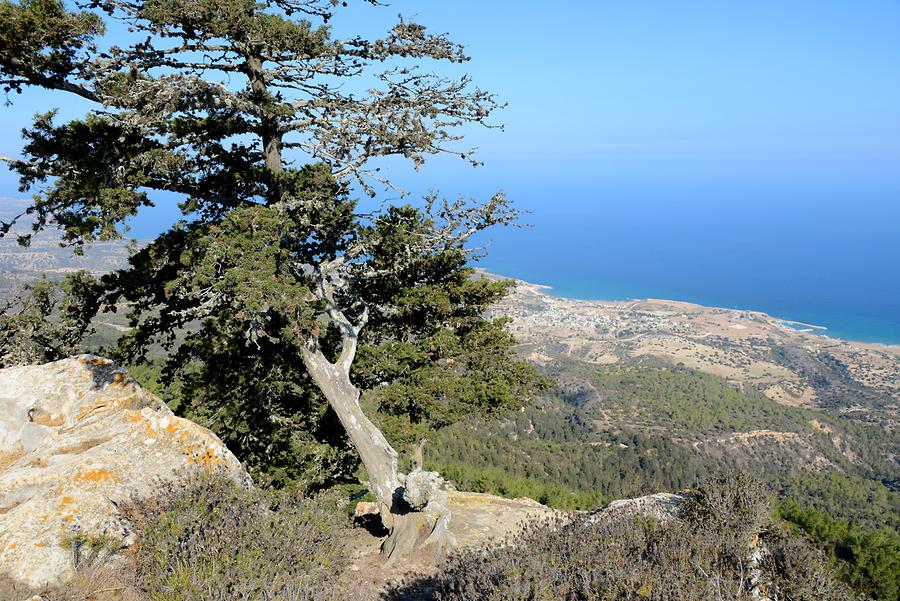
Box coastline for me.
[777,319,829,337]
[779,319,828,331]
[478,269,900,350]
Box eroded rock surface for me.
[0,355,246,588]
[443,491,557,545]
[589,491,689,523]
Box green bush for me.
[779,499,899,600]
[424,477,855,601]
[123,473,351,601]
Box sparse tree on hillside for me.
[0,273,102,367]
[0,0,545,557]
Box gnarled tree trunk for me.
[302,348,401,512]
[301,345,454,562]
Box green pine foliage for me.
[774,472,900,532]
[424,414,716,508]
[1,0,547,491]
[420,363,898,598]
[584,365,810,434]
[576,364,897,480]
[423,365,897,519]
[779,500,899,600]
[0,272,103,367]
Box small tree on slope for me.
[0,0,545,557]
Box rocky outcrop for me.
[443,490,557,545]
[0,356,246,588]
[589,491,689,523]
[348,489,561,596]
[352,491,690,598]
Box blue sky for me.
[332,1,900,164]
[4,1,900,190]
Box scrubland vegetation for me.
[395,476,856,601]
[778,501,899,601]
[4,474,884,601]
[422,365,899,599]
[124,475,351,601]
[1,474,354,601]
[433,359,900,600]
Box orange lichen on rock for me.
[142,421,158,438]
[198,447,226,468]
[77,393,145,421]
[74,468,116,484]
[104,370,138,390]
[184,445,224,468]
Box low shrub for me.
[763,532,862,601]
[778,499,899,600]
[122,473,352,601]
[427,476,857,601]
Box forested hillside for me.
[426,365,896,515]
[422,363,899,598]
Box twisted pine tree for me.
[0,0,546,556]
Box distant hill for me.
[0,198,134,300]
[488,273,899,430]
[1,222,896,597]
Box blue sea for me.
[461,158,900,346]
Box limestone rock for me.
[345,490,560,588]
[444,490,558,545]
[589,492,689,523]
[402,469,446,511]
[0,355,247,588]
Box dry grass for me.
[0,565,143,601]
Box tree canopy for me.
[0,0,546,499]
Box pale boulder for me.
[0,355,247,588]
[589,492,689,523]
